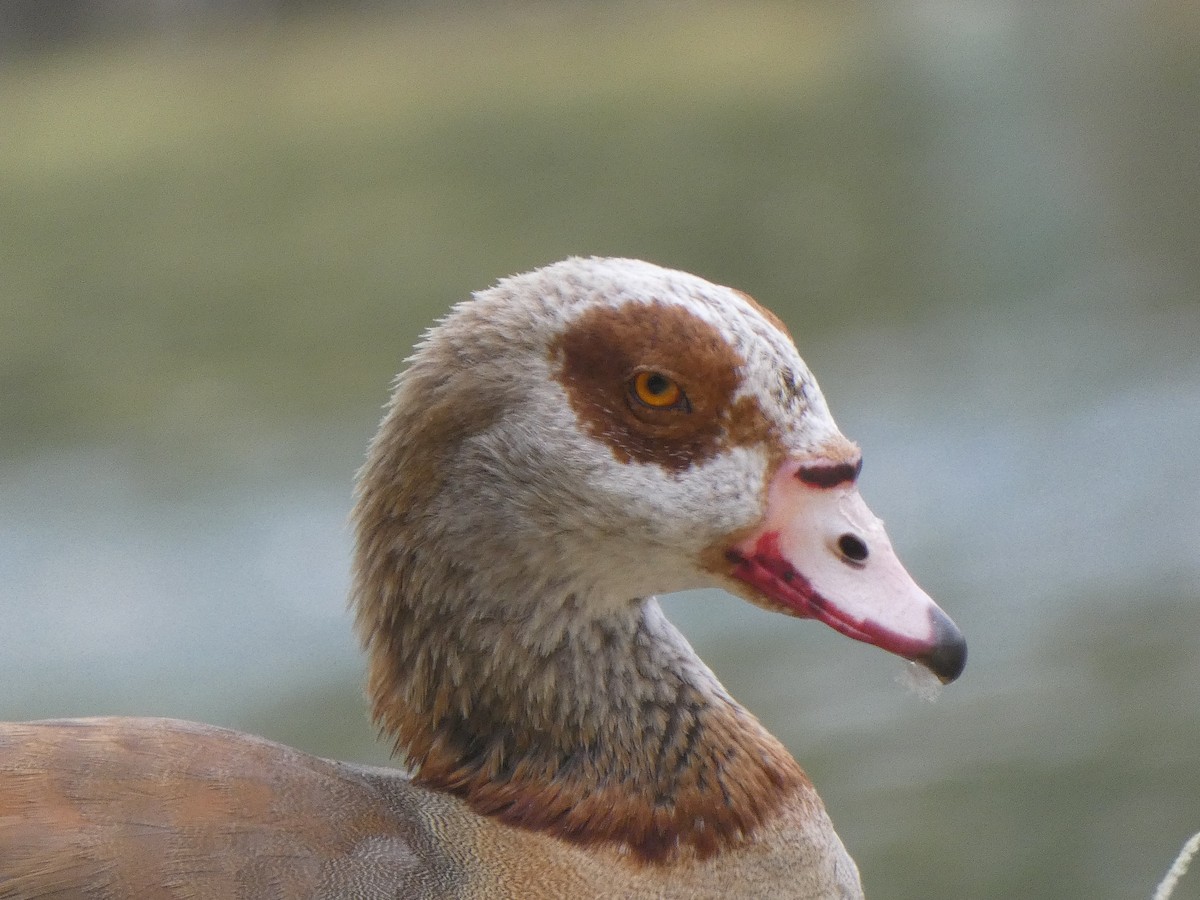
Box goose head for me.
[356,256,964,684]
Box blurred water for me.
[3,273,1197,897]
[2,2,1199,898]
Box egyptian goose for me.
[0,257,965,899]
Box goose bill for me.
[727,460,967,683]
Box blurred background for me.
[2,2,1198,897]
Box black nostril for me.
[837,533,869,563]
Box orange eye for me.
[631,371,686,410]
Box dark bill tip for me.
[920,608,968,684]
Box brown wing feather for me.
[0,717,461,899]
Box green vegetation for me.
[0,4,937,453]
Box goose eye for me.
[631,371,687,410]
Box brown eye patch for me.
[551,300,773,472]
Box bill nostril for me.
[837,533,869,564]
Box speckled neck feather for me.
[355,569,807,862]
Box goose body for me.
[0,258,965,898]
